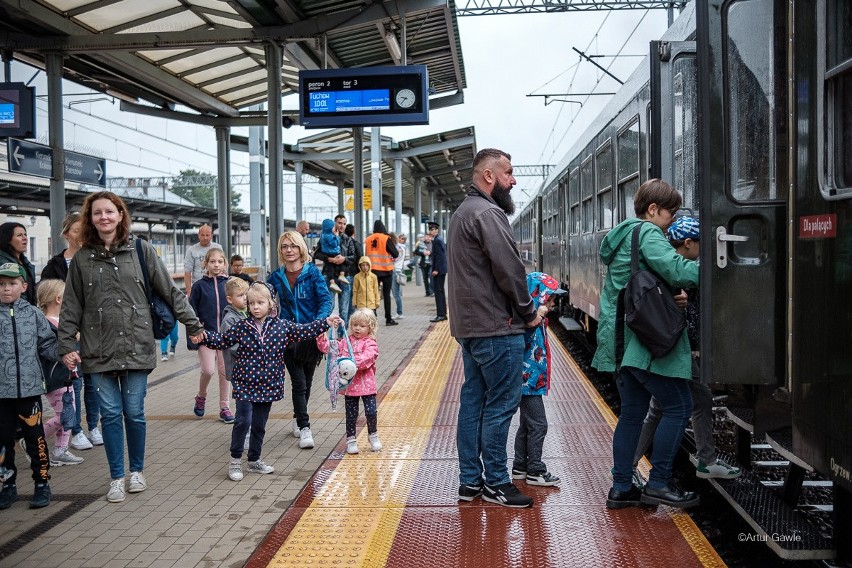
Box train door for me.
[697,0,787,386]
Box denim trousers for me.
[338,282,352,325]
[82,374,100,432]
[634,380,716,466]
[92,370,149,479]
[612,366,693,491]
[160,325,179,354]
[391,273,403,316]
[513,395,548,476]
[457,334,525,487]
[230,399,271,462]
[420,266,433,295]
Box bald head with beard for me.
[472,149,517,215]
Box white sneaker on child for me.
[70,432,93,450]
[88,427,104,446]
[161,354,169,362]
[368,433,382,452]
[248,460,274,474]
[329,281,342,293]
[51,447,84,466]
[346,437,359,454]
[228,458,243,481]
[338,275,350,285]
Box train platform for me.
[0,281,725,568]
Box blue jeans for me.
[456,334,525,487]
[92,371,149,479]
[338,281,352,326]
[160,325,179,354]
[612,366,693,491]
[391,272,403,316]
[83,374,100,432]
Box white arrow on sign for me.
[12,146,23,167]
[95,163,103,181]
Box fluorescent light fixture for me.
[383,31,402,64]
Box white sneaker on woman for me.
[70,432,93,450]
[88,427,104,446]
[299,427,314,449]
[128,471,146,493]
[107,478,125,503]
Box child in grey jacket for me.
[0,262,59,510]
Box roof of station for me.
[280,125,476,213]
[0,0,467,117]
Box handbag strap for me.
[134,237,153,305]
[340,329,354,359]
[630,222,643,276]
[615,223,645,370]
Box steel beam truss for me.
[455,0,687,16]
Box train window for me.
[724,0,779,202]
[617,117,641,221]
[581,157,593,233]
[569,168,580,234]
[823,0,852,193]
[673,55,698,211]
[596,141,613,229]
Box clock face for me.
[396,88,416,109]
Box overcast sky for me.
[8,6,673,220]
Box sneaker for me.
[161,353,169,362]
[346,436,359,455]
[526,472,560,487]
[128,471,146,493]
[292,420,301,438]
[299,427,314,449]
[248,460,275,474]
[696,458,742,479]
[88,427,104,446]
[338,275,350,285]
[107,478,126,503]
[30,482,51,509]
[458,482,484,502]
[329,281,342,293]
[219,409,235,424]
[228,458,243,481]
[0,484,17,510]
[193,396,206,418]
[70,432,93,450]
[396,314,404,319]
[511,467,527,480]
[50,448,84,466]
[169,351,176,359]
[482,482,533,508]
[368,432,382,452]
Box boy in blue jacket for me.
[511,272,566,487]
[0,262,59,509]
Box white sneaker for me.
[329,281,342,293]
[247,460,275,474]
[88,427,104,446]
[368,432,382,452]
[228,458,243,481]
[128,471,146,493]
[292,420,301,438]
[396,314,404,319]
[299,427,314,449]
[346,436,359,454]
[338,275,350,285]
[168,351,175,359]
[107,478,126,503]
[50,448,84,466]
[70,432,93,450]
[161,354,169,362]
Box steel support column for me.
[46,52,65,255]
[371,127,382,227]
[249,103,267,275]
[353,127,364,242]
[394,158,403,234]
[265,42,283,271]
[215,125,231,260]
[295,160,303,223]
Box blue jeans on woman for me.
[612,366,693,491]
[456,334,525,487]
[92,370,148,479]
[83,374,100,432]
[391,272,403,316]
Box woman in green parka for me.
[593,179,700,510]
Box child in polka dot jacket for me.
[317,308,381,455]
[196,282,341,481]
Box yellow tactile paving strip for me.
[267,322,457,567]
[550,333,727,568]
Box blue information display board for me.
[299,66,428,128]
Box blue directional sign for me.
[7,138,106,186]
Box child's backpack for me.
[324,326,356,411]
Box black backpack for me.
[615,223,687,362]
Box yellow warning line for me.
[549,330,727,568]
[268,323,457,567]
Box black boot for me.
[640,484,699,508]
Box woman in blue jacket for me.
[267,230,333,450]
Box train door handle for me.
[716,226,749,268]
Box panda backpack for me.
[325,326,357,411]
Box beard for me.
[492,180,515,215]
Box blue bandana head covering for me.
[667,216,700,241]
[526,272,566,309]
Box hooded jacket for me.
[364,220,398,274]
[187,273,229,351]
[352,256,379,309]
[219,304,246,382]
[0,296,58,399]
[317,332,378,397]
[267,261,333,324]
[591,218,699,379]
[447,185,536,339]
[58,235,204,374]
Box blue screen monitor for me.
[0,83,36,139]
[299,66,428,129]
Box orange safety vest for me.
[365,233,394,272]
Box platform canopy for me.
[0,0,467,117]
